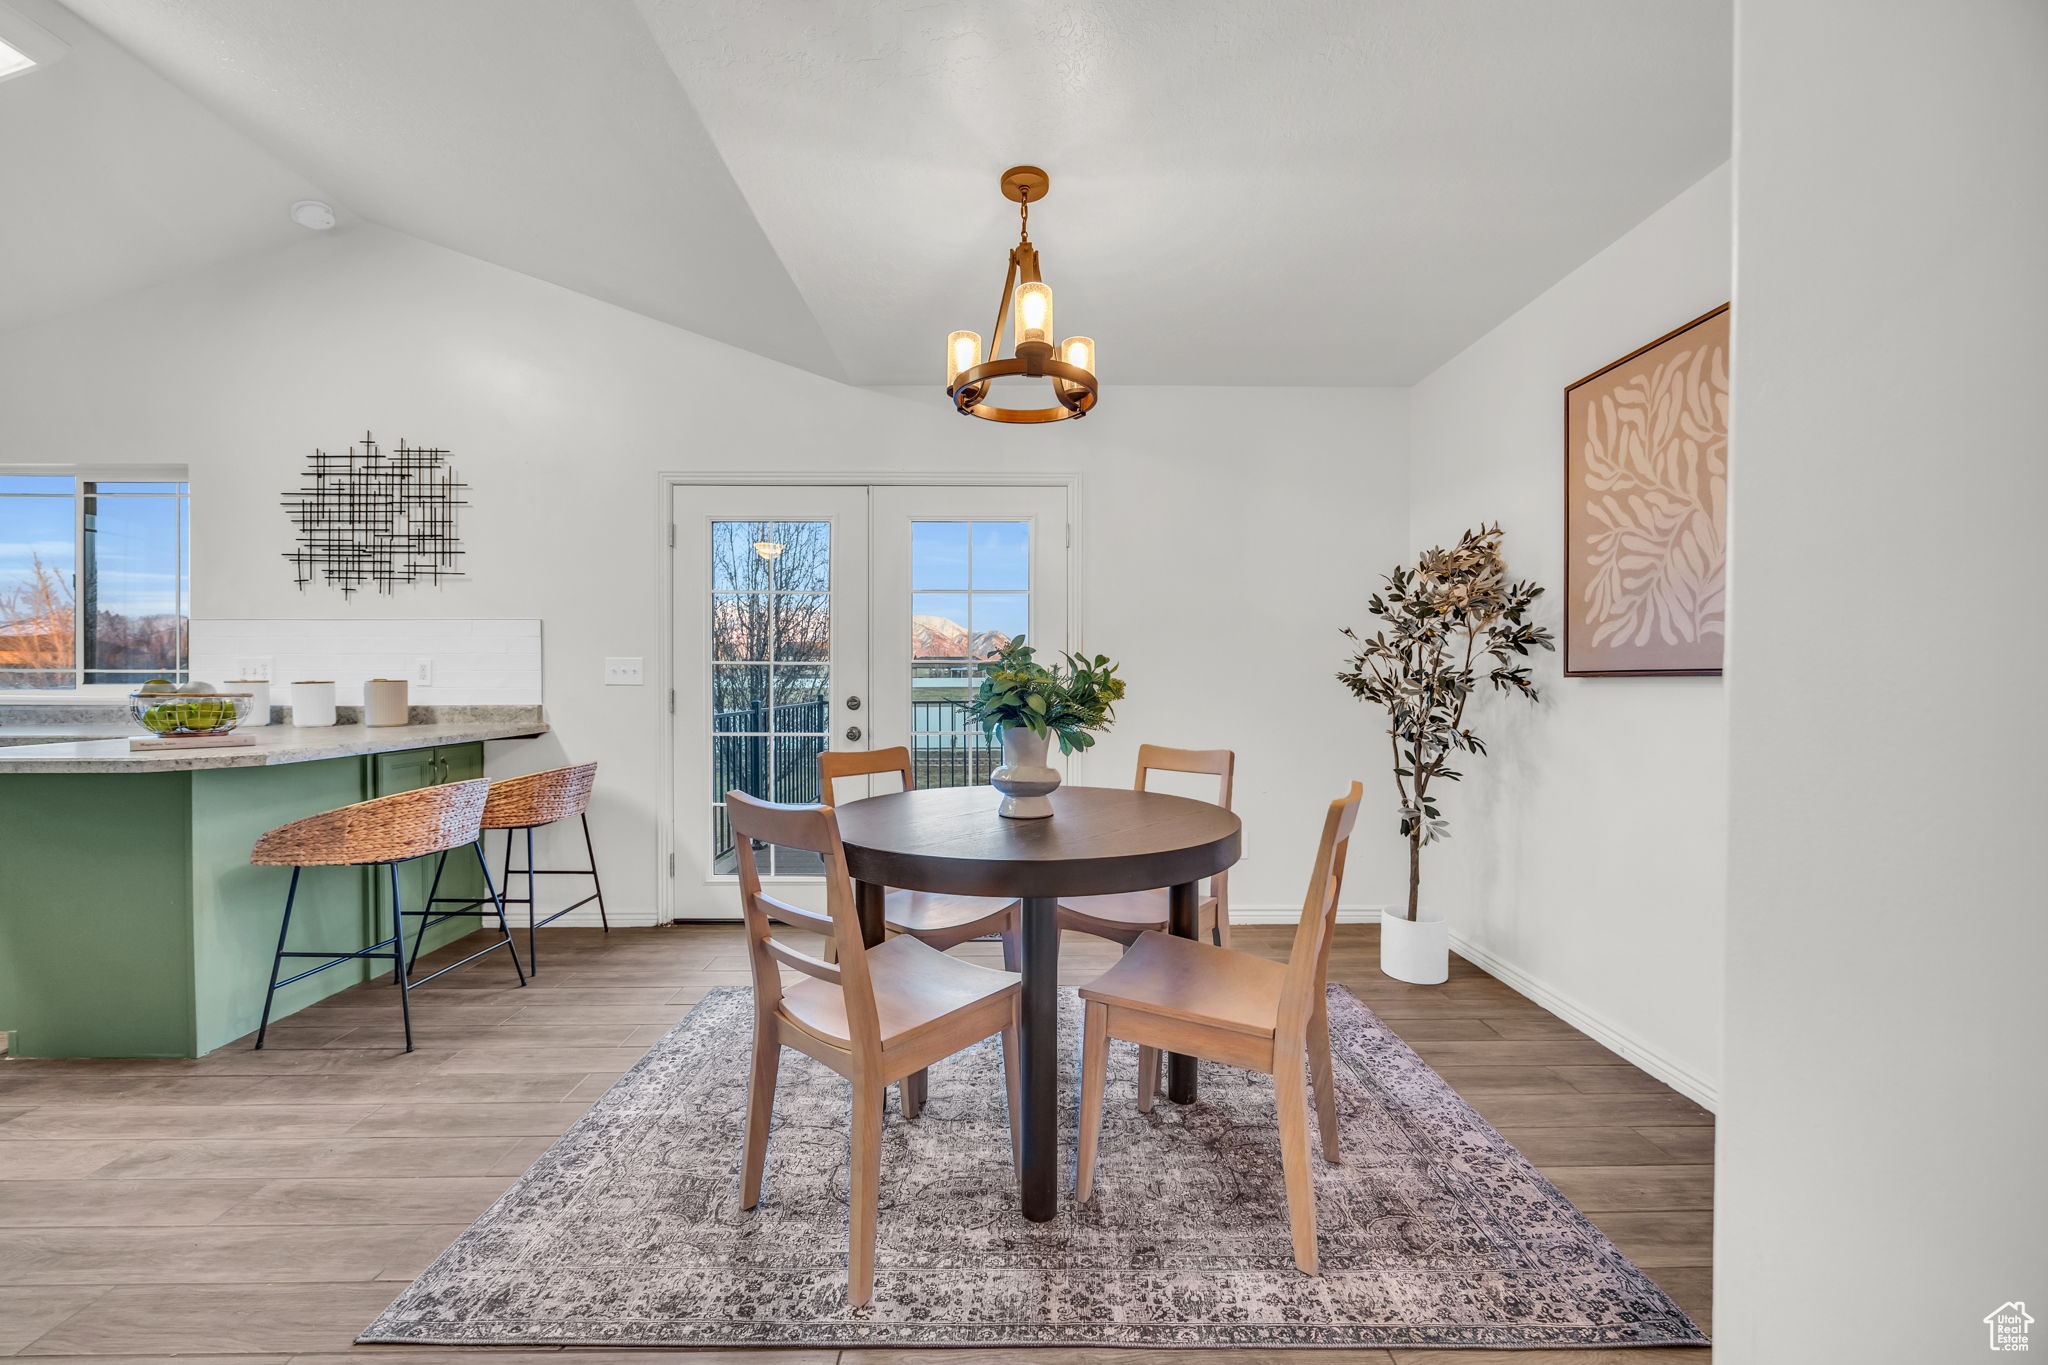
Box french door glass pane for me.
[908,519,1028,789]
[969,521,1030,589]
[711,595,769,660]
[767,522,832,592]
[773,663,829,709]
[709,518,831,876]
[910,521,970,586]
[771,593,830,660]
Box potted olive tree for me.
[967,638,1125,817]
[1337,525,1553,983]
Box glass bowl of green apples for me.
[130,681,253,737]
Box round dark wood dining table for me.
[834,783,1242,1222]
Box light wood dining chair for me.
[1058,744,1236,947]
[818,747,1022,969]
[1074,780,1362,1275]
[728,790,1023,1307]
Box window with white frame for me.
[0,471,190,690]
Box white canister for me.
[364,678,410,727]
[225,680,271,727]
[292,680,337,728]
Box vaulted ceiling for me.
[14,0,1731,386]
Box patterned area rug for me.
[362,985,1705,1349]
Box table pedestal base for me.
[1018,895,1060,1221]
[1165,879,1202,1103]
[846,858,1224,1224]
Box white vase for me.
[1380,906,1450,984]
[990,726,1060,818]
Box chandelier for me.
[944,166,1097,423]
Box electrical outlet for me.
[604,657,645,686]
[232,657,273,682]
[411,657,434,687]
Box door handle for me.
[845,695,862,710]
[845,726,863,742]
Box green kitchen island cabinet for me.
[0,714,546,1058]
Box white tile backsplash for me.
[190,619,543,706]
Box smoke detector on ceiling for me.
[290,200,337,231]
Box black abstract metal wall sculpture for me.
[281,431,466,597]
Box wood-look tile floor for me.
[0,924,1712,1362]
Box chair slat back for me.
[726,791,882,1053]
[1134,744,1236,910]
[1278,782,1364,1044]
[818,746,913,803]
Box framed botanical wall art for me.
[1564,303,1730,676]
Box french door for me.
[671,483,1069,919]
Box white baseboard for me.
[1445,929,1719,1114]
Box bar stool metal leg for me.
[406,850,451,975]
[254,866,302,1051]
[389,863,414,1053]
[526,825,539,973]
[475,840,526,985]
[581,812,610,932]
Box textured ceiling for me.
[31,0,1729,386]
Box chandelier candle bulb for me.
[1058,336,1095,395]
[946,330,982,388]
[1013,281,1053,349]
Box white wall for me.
[1718,4,2048,1360]
[0,226,1408,921]
[1404,164,1730,1105]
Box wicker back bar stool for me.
[459,763,608,975]
[250,778,523,1053]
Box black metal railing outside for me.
[709,697,1003,864]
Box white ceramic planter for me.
[1380,907,1450,984]
[990,726,1061,818]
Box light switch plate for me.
[232,657,273,682]
[604,657,645,686]
[411,657,434,687]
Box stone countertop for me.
[0,709,548,774]
[0,724,132,747]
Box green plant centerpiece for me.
[1336,525,1553,970]
[966,637,1125,818]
